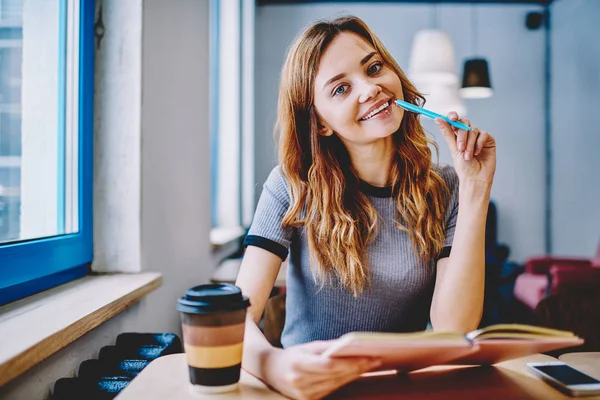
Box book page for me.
[466,324,576,341]
[449,337,584,366]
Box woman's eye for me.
[368,62,383,75]
[333,85,348,96]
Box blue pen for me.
[395,99,471,131]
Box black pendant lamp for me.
[460,7,493,99]
[461,58,493,98]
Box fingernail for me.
[458,142,465,151]
[465,151,472,160]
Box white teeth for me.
[362,101,389,120]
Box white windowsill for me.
[210,225,246,247]
[210,226,246,263]
[0,272,162,387]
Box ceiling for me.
[258,0,552,5]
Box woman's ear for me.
[311,106,333,137]
[317,120,333,137]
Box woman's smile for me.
[359,100,393,122]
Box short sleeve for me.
[437,165,460,260]
[243,166,294,260]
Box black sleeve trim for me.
[243,235,288,261]
[436,246,452,261]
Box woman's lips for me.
[360,102,392,121]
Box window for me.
[209,0,255,243]
[0,0,94,306]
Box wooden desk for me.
[559,352,600,380]
[116,353,600,399]
[116,354,283,400]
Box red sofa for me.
[514,239,600,310]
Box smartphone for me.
[526,361,600,397]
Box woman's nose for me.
[358,80,381,103]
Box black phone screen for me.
[536,365,600,385]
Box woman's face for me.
[313,32,404,146]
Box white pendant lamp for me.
[408,29,459,86]
[407,5,466,115]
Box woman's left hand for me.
[435,112,496,185]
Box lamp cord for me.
[544,6,552,254]
[471,6,478,56]
[431,4,440,29]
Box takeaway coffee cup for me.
[177,283,250,394]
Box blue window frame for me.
[0,0,94,306]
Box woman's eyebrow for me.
[360,51,377,66]
[322,51,378,90]
[323,73,345,90]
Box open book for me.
[321,324,584,372]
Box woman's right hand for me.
[265,340,382,400]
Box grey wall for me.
[255,3,547,262]
[139,0,211,335]
[0,0,212,398]
[551,0,600,257]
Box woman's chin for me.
[372,121,402,139]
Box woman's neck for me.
[344,137,393,187]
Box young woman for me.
[236,16,496,400]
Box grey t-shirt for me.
[244,165,459,348]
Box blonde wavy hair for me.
[276,16,450,296]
